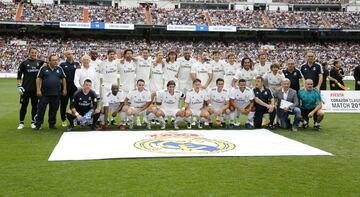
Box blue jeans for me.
[279,107,301,128]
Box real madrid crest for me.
[134,132,235,154]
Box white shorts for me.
[190,108,202,117]
[129,107,147,116]
[160,108,179,117]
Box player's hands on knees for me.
[112,111,118,117]
[268,105,274,113]
[36,90,42,97]
[77,115,83,123]
[308,112,314,118]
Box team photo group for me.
[17,47,360,132]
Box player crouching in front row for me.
[182,79,210,129]
[229,79,255,129]
[125,79,154,130]
[98,84,128,131]
[66,79,101,131]
[152,80,184,130]
[207,78,230,128]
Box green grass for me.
[0,78,359,196]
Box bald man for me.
[60,50,80,127]
[300,51,323,92]
[298,79,324,131]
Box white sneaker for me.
[146,123,151,130]
[174,122,179,130]
[30,123,36,129]
[17,123,25,130]
[136,118,142,126]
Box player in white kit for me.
[233,57,257,88]
[209,51,225,88]
[177,50,196,94]
[263,63,285,93]
[125,79,153,129]
[191,52,213,89]
[74,54,100,96]
[153,80,184,130]
[119,49,136,93]
[224,53,240,90]
[135,48,152,89]
[99,49,120,98]
[150,51,164,92]
[183,79,210,129]
[89,50,102,75]
[254,52,271,77]
[164,51,180,87]
[99,84,128,130]
[229,79,255,129]
[207,78,230,128]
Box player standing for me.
[191,52,213,89]
[16,47,45,129]
[119,49,136,94]
[209,51,225,88]
[223,53,240,90]
[59,50,80,127]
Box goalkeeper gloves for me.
[17,84,25,95]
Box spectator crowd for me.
[1,35,358,76]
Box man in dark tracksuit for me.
[59,50,80,127]
[16,47,45,129]
[253,76,276,129]
[34,55,67,130]
[66,79,100,131]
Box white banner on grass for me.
[48,129,332,161]
[321,91,360,113]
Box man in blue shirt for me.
[34,54,67,130]
[298,79,325,131]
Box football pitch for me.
[0,78,359,196]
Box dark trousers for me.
[60,88,76,121]
[301,108,318,123]
[35,95,60,127]
[19,91,38,123]
[254,109,276,128]
[66,109,100,127]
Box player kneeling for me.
[99,84,128,130]
[207,78,230,128]
[66,79,101,131]
[182,79,210,129]
[229,79,255,129]
[153,80,184,130]
[125,79,153,129]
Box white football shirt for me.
[230,87,255,109]
[208,87,229,109]
[185,88,209,111]
[127,89,152,108]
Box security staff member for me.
[16,47,45,129]
[253,76,276,129]
[34,55,67,130]
[66,79,100,131]
[59,50,80,127]
[283,58,305,92]
[300,51,323,91]
[354,64,360,90]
